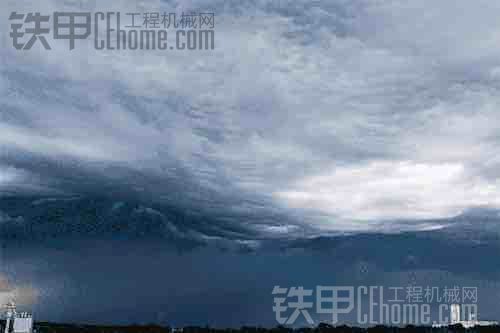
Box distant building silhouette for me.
[433,303,498,328]
[3,302,33,333]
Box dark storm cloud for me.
[3,0,500,233]
[2,1,500,327]
[0,152,313,242]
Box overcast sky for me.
[3,0,500,234]
[2,0,500,325]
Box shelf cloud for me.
[3,0,500,234]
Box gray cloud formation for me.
[2,0,500,234]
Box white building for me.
[433,303,498,328]
[4,302,33,333]
[450,304,461,324]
